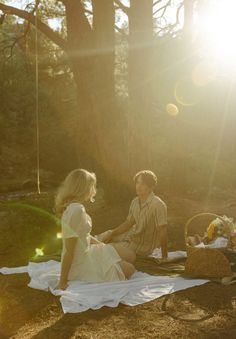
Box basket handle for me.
[184,212,222,245]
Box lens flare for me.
[174,77,204,106]
[35,248,44,257]
[56,232,62,239]
[192,61,217,87]
[166,103,179,116]
[0,202,60,226]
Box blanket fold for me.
[0,257,208,313]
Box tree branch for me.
[176,1,184,26]
[0,1,41,58]
[115,25,127,36]
[153,0,171,17]
[153,0,162,7]
[114,0,129,15]
[85,9,93,16]
[0,2,67,50]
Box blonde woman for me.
[55,169,136,290]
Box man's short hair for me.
[133,170,157,188]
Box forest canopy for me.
[0,0,236,200]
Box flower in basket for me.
[207,222,216,241]
[206,216,235,243]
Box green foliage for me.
[0,15,77,184]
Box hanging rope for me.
[35,8,41,194]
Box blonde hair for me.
[55,169,96,216]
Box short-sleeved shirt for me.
[126,192,167,256]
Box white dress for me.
[61,202,125,283]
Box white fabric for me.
[0,265,28,274]
[149,248,187,260]
[195,237,228,249]
[0,259,208,314]
[61,203,125,282]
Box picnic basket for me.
[184,213,233,278]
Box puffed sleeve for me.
[62,203,86,239]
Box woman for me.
[55,169,136,290]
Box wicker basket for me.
[184,213,232,278]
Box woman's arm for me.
[90,235,102,244]
[56,237,77,290]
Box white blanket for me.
[0,259,208,314]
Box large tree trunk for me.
[65,1,127,199]
[64,1,97,169]
[92,0,116,168]
[92,0,129,199]
[128,0,154,174]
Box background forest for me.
[0,0,236,202]
[1,3,236,337]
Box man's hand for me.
[102,230,113,243]
[159,224,168,259]
[158,257,169,264]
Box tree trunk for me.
[183,0,195,40]
[64,1,96,169]
[128,0,154,174]
[92,0,129,199]
[65,1,128,199]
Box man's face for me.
[135,175,153,197]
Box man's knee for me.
[120,261,136,279]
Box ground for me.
[0,190,236,339]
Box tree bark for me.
[128,0,154,174]
[92,0,129,199]
[64,1,98,169]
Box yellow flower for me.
[207,223,216,240]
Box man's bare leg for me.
[111,243,136,264]
[119,260,136,278]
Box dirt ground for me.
[0,192,236,338]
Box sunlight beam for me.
[197,0,236,66]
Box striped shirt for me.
[126,192,167,256]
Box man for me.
[103,170,168,259]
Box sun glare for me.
[197,0,236,65]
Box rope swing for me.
[35,8,41,194]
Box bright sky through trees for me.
[3,0,236,67]
[196,0,236,65]
[7,0,62,29]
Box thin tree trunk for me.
[183,0,195,40]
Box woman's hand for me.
[55,281,68,290]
